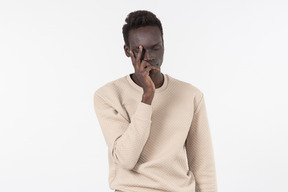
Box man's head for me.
[122,10,163,46]
[123,10,164,69]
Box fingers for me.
[136,45,143,63]
[140,60,159,69]
[130,45,143,71]
[145,66,160,74]
[130,45,160,75]
[140,61,160,75]
[140,60,150,70]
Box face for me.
[124,26,164,69]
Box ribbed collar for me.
[126,73,169,93]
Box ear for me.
[124,45,130,57]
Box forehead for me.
[128,26,162,48]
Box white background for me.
[1,0,288,191]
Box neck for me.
[150,71,164,88]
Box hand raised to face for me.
[130,45,160,93]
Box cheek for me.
[157,51,164,60]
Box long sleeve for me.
[94,92,152,170]
[185,94,218,192]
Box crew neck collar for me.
[126,73,168,93]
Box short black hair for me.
[122,10,163,46]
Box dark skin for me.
[124,26,164,105]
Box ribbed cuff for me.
[133,102,153,121]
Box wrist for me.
[141,92,154,105]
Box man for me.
[93,10,218,192]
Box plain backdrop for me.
[1,0,288,191]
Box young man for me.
[93,10,218,192]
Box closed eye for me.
[152,45,162,51]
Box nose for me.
[143,49,153,61]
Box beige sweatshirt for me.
[93,73,217,192]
